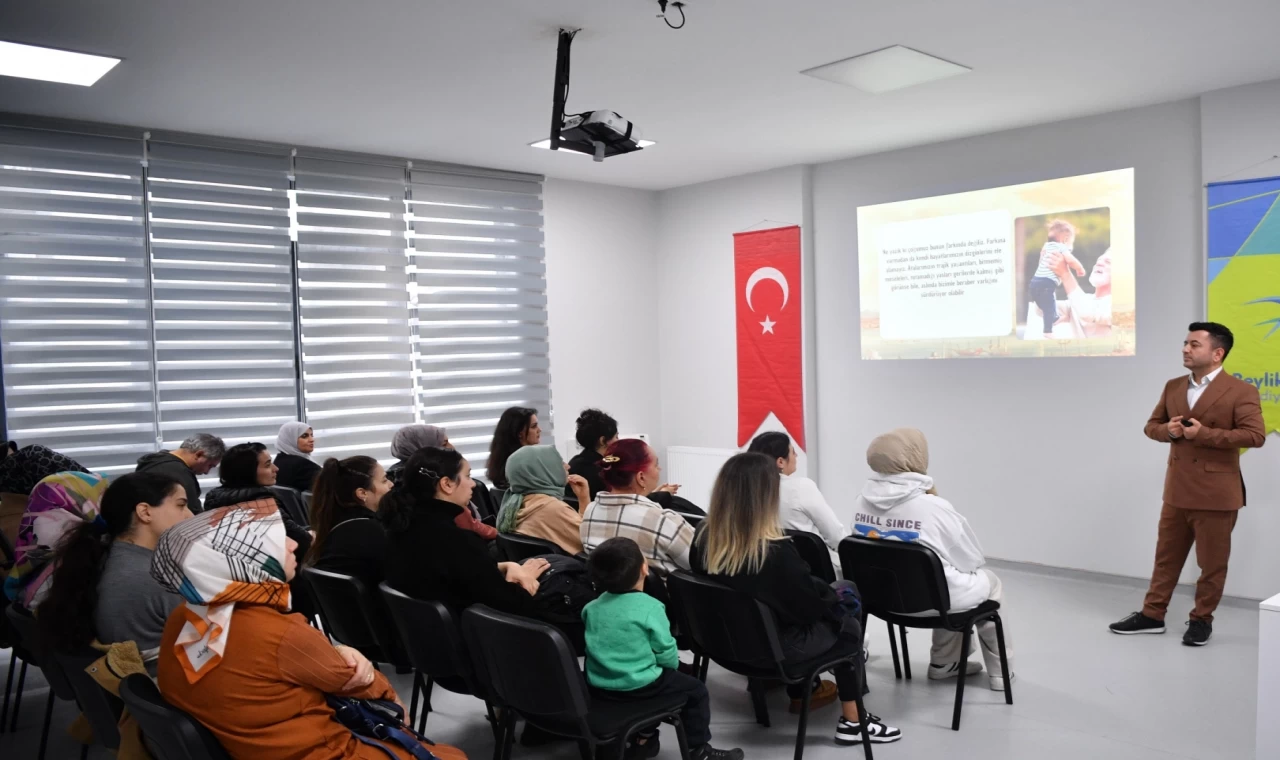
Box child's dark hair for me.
[587,536,646,594]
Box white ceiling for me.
[3,0,1280,190]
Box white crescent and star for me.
[745,266,789,335]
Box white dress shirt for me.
[1187,366,1224,410]
[779,474,848,566]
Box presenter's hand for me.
[1182,418,1203,441]
[1166,416,1184,439]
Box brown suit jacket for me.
[1144,371,1266,511]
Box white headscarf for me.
[276,421,312,459]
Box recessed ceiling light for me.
[530,138,656,152]
[801,45,969,94]
[0,40,121,86]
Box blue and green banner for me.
[1207,175,1280,436]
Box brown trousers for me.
[1142,503,1238,624]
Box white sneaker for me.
[988,673,1016,692]
[835,715,902,744]
[926,660,983,680]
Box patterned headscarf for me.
[5,471,108,606]
[496,445,567,534]
[390,424,448,462]
[275,421,312,459]
[150,499,292,683]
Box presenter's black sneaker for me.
[1109,612,1165,635]
[1183,619,1213,646]
[835,715,902,744]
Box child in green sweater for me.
[583,537,744,760]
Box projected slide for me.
[857,168,1135,359]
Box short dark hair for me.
[747,431,791,461]
[1188,322,1234,360]
[219,442,268,487]
[575,408,618,450]
[588,537,645,594]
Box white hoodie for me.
[851,471,991,612]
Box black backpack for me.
[531,554,598,624]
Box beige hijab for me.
[866,428,936,494]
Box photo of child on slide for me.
[1016,208,1111,340]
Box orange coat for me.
[157,604,464,760]
[1144,371,1266,511]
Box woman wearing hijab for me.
[851,428,1016,691]
[152,498,465,760]
[4,471,109,607]
[386,424,449,485]
[274,422,321,492]
[496,445,591,555]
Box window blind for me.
[0,127,155,475]
[145,141,299,452]
[407,168,552,474]
[293,157,415,463]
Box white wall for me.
[543,179,663,454]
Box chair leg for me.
[698,655,709,683]
[951,627,972,731]
[499,711,516,760]
[418,676,435,734]
[80,744,88,760]
[898,626,911,680]
[38,688,55,760]
[485,701,500,741]
[0,650,15,734]
[747,678,771,727]
[993,615,1013,705]
[409,671,421,730]
[10,658,27,731]
[581,738,597,760]
[792,675,817,760]
[885,620,901,679]
[672,716,693,760]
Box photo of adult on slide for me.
[1015,208,1112,341]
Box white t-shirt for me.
[779,473,848,567]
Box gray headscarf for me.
[866,428,929,476]
[276,422,312,459]
[390,424,449,462]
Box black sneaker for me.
[625,732,660,760]
[834,715,902,744]
[1183,619,1212,646]
[1109,612,1165,635]
[691,744,744,760]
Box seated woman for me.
[566,408,619,498]
[306,456,393,590]
[381,447,548,615]
[153,498,465,760]
[748,431,847,568]
[853,428,1015,690]
[496,445,590,555]
[388,425,495,537]
[580,439,695,574]
[6,471,109,607]
[36,472,191,671]
[204,442,312,561]
[274,422,321,492]
[691,453,902,747]
[484,406,540,490]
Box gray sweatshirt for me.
[94,541,184,662]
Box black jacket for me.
[274,453,321,493]
[136,452,202,512]
[566,448,607,500]
[203,485,313,561]
[311,506,388,592]
[689,528,837,629]
[383,497,539,617]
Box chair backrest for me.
[4,604,77,700]
[470,480,496,521]
[300,567,405,666]
[785,529,836,584]
[55,649,123,750]
[497,532,569,561]
[119,673,231,760]
[268,485,309,528]
[837,535,950,615]
[378,583,474,684]
[462,605,588,732]
[665,571,784,673]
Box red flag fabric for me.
[734,225,805,450]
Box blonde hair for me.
[1046,218,1076,244]
[696,452,784,576]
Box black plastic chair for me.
[462,604,692,760]
[497,532,571,561]
[3,605,79,758]
[666,571,873,760]
[55,649,123,753]
[268,485,310,529]
[119,673,231,760]
[785,530,837,584]
[379,583,497,736]
[300,568,424,724]
[838,536,1012,731]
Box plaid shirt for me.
[580,492,696,573]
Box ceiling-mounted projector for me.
[545,29,646,162]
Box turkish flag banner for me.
[734,225,805,450]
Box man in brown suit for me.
[1110,322,1266,645]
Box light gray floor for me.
[0,564,1259,760]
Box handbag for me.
[326,696,440,760]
